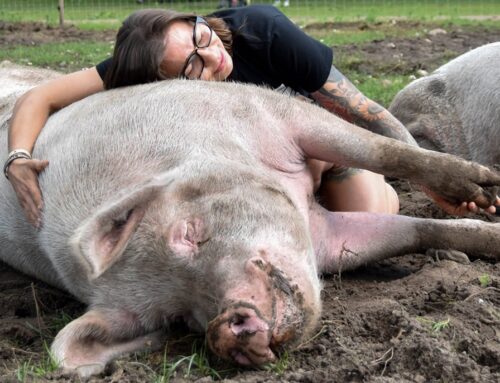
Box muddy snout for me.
[207,305,300,366]
[206,257,310,366]
[207,305,277,366]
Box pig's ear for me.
[167,218,208,258]
[71,175,173,279]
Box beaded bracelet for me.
[3,149,32,180]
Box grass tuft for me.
[416,316,451,334]
[478,274,492,288]
[15,342,59,382]
[264,350,290,375]
[153,339,224,383]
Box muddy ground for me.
[0,20,499,383]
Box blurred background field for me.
[1,0,499,28]
[0,1,499,106]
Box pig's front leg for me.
[308,203,499,274]
[293,104,500,210]
[51,308,166,378]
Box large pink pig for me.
[0,66,498,377]
[389,42,500,166]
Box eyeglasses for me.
[180,16,213,80]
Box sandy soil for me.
[0,20,499,383]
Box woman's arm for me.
[8,68,104,151]
[310,66,418,146]
[310,66,499,215]
[7,68,105,227]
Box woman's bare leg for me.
[307,159,399,214]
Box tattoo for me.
[311,66,416,145]
[322,167,362,182]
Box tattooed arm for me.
[310,66,500,215]
[311,66,418,146]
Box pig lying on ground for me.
[0,66,499,378]
[389,42,500,165]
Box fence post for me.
[58,0,65,27]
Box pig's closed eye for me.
[197,237,210,246]
[168,218,207,257]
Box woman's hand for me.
[7,158,49,228]
[422,186,500,216]
[6,69,104,228]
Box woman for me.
[5,5,492,227]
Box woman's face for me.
[162,19,233,81]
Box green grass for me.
[264,351,291,375]
[478,274,492,287]
[416,317,452,334]
[0,1,216,27]
[13,310,76,382]
[15,342,59,382]
[347,74,412,108]
[0,41,114,73]
[0,0,499,28]
[285,0,500,24]
[153,340,226,382]
[151,340,290,382]
[431,318,451,333]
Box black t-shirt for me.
[96,5,333,94]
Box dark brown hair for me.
[104,9,233,89]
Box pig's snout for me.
[207,256,306,366]
[207,306,276,366]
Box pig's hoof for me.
[59,363,106,379]
[75,363,106,378]
[427,249,470,264]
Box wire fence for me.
[1,0,499,27]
